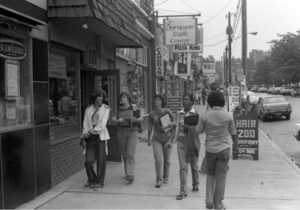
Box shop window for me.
[49,46,79,140]
[0,34,32,131]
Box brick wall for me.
[50,137,85,187]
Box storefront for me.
[0,0,142,209]
[0,1,48,209]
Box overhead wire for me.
[203,0,233,25]
[154,0,169,7]
[179,0,200,14]
[204,32,226,41]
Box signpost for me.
[233,110,259,160]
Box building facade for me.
[0,0,143,209]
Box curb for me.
[259,128,300,176]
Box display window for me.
[0,33,31,131]
[49,45,79,140]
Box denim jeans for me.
[206,148,230,209]
[85,135,106,186]
[117,128,138,178]
[152,137,172,182]
[200,156,207,172]
[177,140,199,195]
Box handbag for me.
[80,107,99,147]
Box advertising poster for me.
[5,60,20,100]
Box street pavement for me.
[19,105,300,209]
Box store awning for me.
[48,0,142,48]
[0,5,46,30]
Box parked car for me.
[257,95,292,121]
[251,86,257,92]
[294,122,300,141]
[272,87,282,95]
[280,87,293,95]
[258,87,268,93]
[267,87,274,94]
[291,87,300,97]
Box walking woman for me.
[147,94,175,187]
[81,89,111,191]
[196,91,238,210]
[111,91,144,183]
[169,94,200,200]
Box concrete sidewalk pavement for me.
[19,105,300,209]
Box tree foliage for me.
[252,30,300,86]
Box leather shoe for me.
[192,186,199,191]
[205,204,213,209]
[176,194,187,200]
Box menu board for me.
[5,60,20,100]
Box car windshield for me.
[264,97,287,103]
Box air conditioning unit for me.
[83,46,97,68]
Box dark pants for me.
[206,148,230,209]
[202,96,206,105]
[85,135,106,186]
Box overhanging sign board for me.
[203,63,215,74]
[164,18,197,45]
[173,28,203,53]
[233,110,259,160]
[173,43,203,53]
[156,46,163,76]
[237,68,244,82]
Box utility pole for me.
[242,0,247,84]
[226,12,233,85]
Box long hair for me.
[90,89,107,104]
[154,94,166,108]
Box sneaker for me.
[205,204,213,209]
[192,185,199,192]
[94,184,102,191]
[155,180,162,188]
[125,175,134,183]
[83,182,94,190]
[163,178,169,184]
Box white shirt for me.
[82,104,111,141]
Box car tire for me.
[286,115,290,120]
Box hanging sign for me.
[203,63,215,74]
[0,39,26,60]
[156,46,164,76]
[164,18,197,45]
[233,110,259,160]
[173,43,203,53]
[237,68,244,82]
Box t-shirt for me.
[196,106,237,153]
[149,108,175,139]
[113,105,140,128]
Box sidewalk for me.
[19,105,300,209]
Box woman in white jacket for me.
[81,89,111,191]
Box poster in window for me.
[6,100,16,119]
[5,60,20,100]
